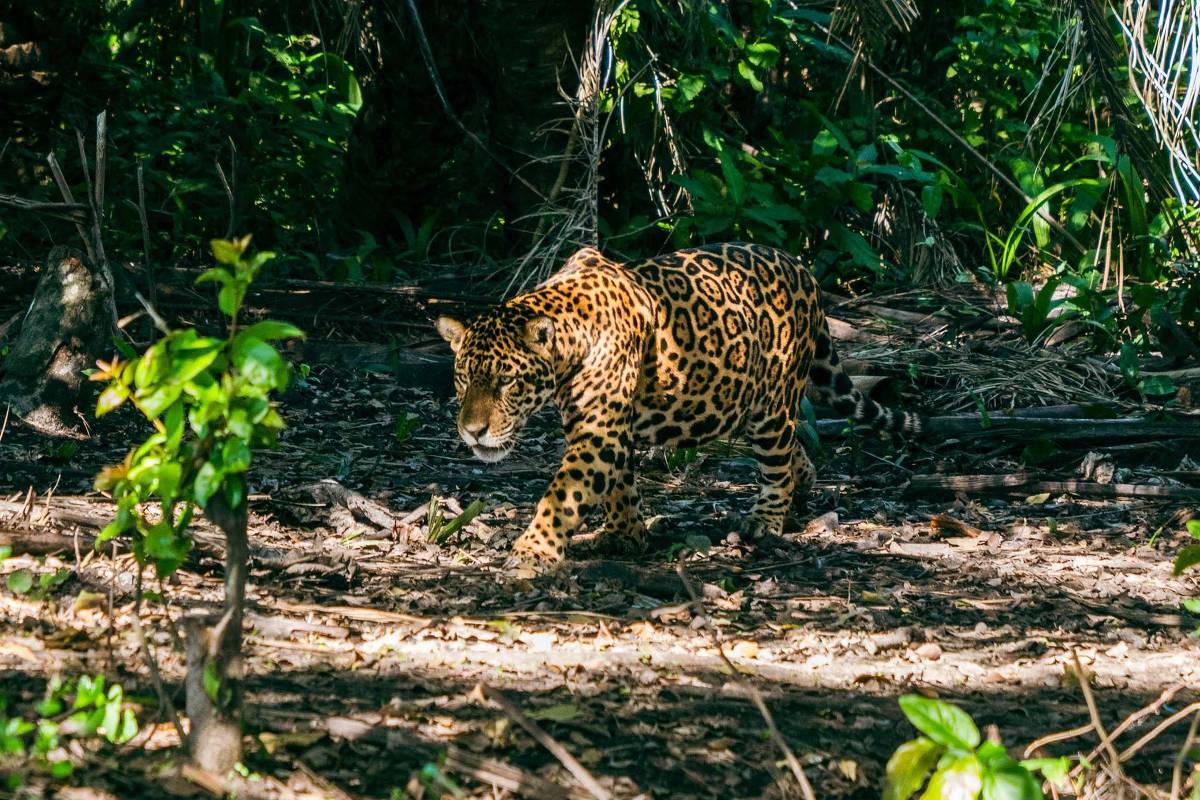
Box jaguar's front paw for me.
[505,531,566,578]
[737,513,783,540]
[592,520,648,557]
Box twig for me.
[1171,711,1200,800]
[46,152,96,264]
[1119,702,1200,763]
[134,291,171,336]
[1041,681,1190,762]
[1072,651,1123,775]
[675,562,817,800]
[131,563,186,744]
[215,143,236,240]
[134,160,156,313]
[476,684,611,800]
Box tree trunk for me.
[0,246,115,438]
[183,492,249,776]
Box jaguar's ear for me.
[524,316,555,357]
[435,316,466,353]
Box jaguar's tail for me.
[805,316,924,436]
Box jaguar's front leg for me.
[509,427,631,573]
[594,441,647,555]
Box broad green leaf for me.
[1174,545,1200,575]
[193,462,223,507]
[6,569,33,595]
[736,60,763,92]
[195,267,233,286]
[920,754,983,800]
[718,146,745,207]
[745,41,780,67]
[218,283,241,317]
[96,384,129,416]
[136,384,182,419]
[1187,519,1200,539]
[1138,376,1176,397]
[528,703,579,722]
[1182,597,1200,613]
[899,695,981,751]
[134,343,168,390]
[232,334,289,390]
[812,128,840,156]
[884,737,942,800]
[211,238,244,265]
[115,708,138,744]
[982,763,1042,800]
[222,438,252,473]
[1020,757,1070,789]
[241,320,305,341]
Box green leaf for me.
[6,569,33,595]
[115,708,138,744]
[812,128,840,156]
[1138,375,1176,398]
[982,763,1042,800]
[203,660,221,703]
[222,438,252,473]
[745,41,780,67]
[210,238,244,265]
[899,695,981,751]
[193,462,223,507]
[1188,519,1200,539]
[885,737,942,800]
[921,184,943,219]
[96,384,129,416]
[136,384,182,419]
[232,334,289,390]
[1020,757,1070,790]
[0,545,10,561]
[194,267,233,286]
[218,283,241,317]
[528,703,579,722]
[676,74,704,104]
[1182,597,1200,613]
[718,146,745,207]
[134,342,170,389]
[736,60,763,92]
[241,320,305,341]
[1118,343,1140,387]
[49,759,73,778]
[1174,545,1200,575]
[919,754,983,800]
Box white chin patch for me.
[471,443,512,463]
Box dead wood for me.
[0,525,93,555]
[815,413,1200,442]
[906,472,1200,501]
[478,684,612,800]
[0,247,113,438]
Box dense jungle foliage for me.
[1,0,1197,360]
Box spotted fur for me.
[436,243,922,570]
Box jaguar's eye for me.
[496,375,514,388]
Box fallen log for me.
[905,473,1200,501]
[814,413,1200,442]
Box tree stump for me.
[0,246,115,438]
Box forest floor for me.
[1,275,1199,799]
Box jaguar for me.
[436,242,921,572]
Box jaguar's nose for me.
[461,419,488,444]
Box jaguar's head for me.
[435,308,557,463]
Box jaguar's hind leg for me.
[739,409,799,539]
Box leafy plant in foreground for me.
[1,675,138,787]
[93,235,302,774]
[884,695,1069,800]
